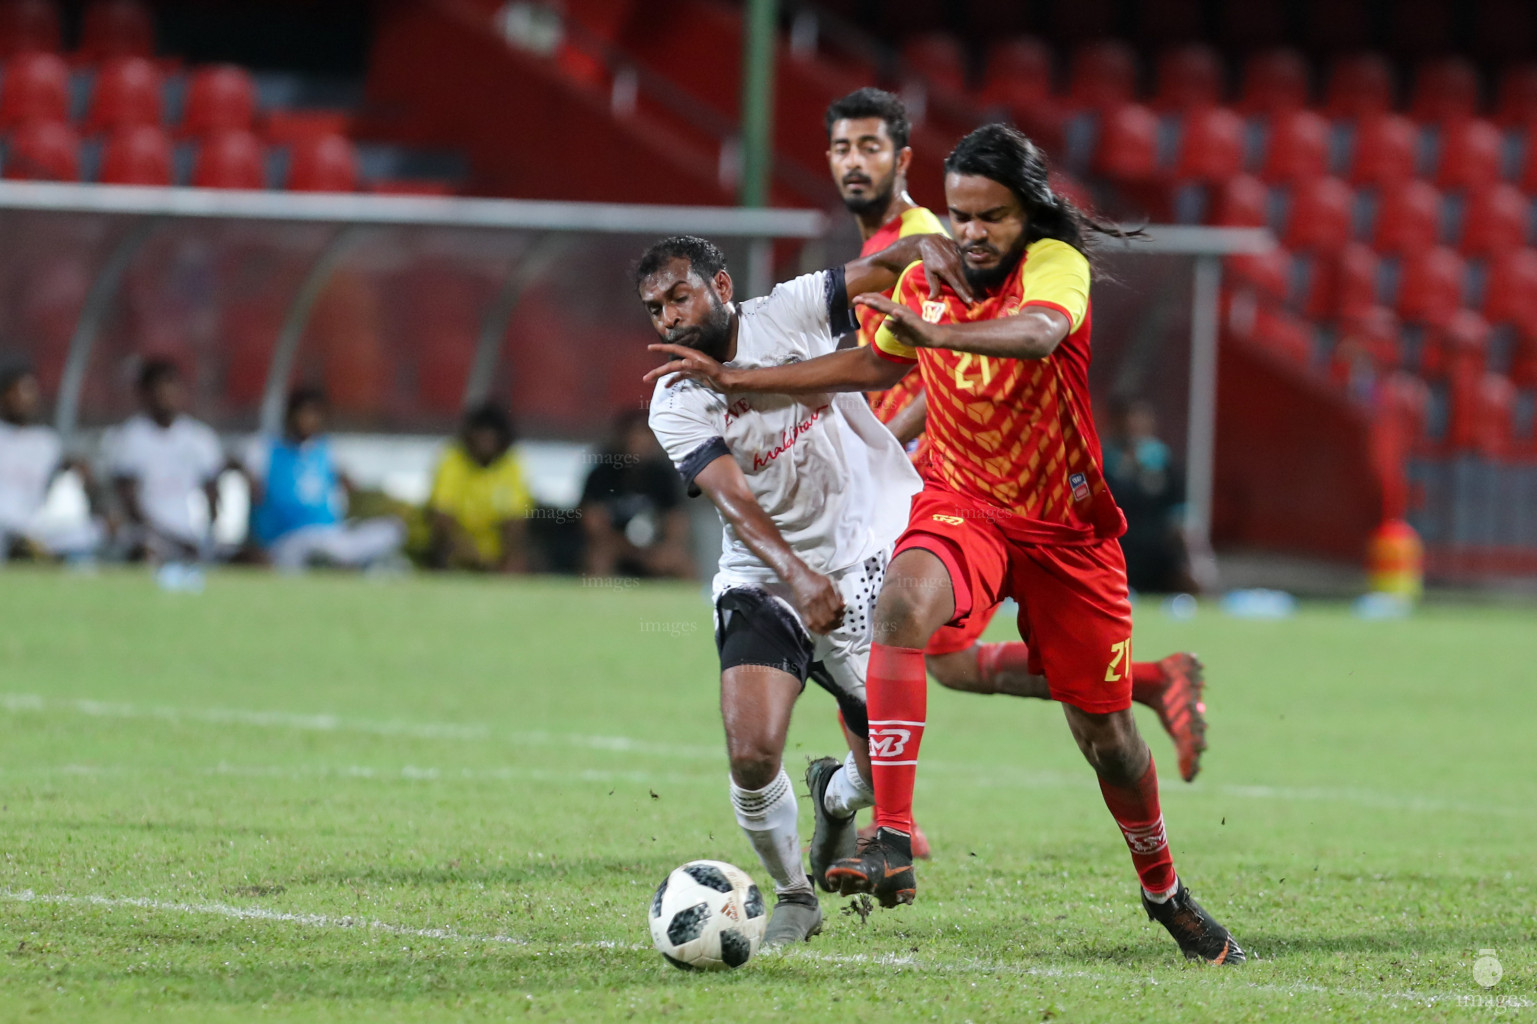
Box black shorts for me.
[713,584,869,740]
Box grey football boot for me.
[761,889,823,949]
[805,756,860,892]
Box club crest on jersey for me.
[921,300,947,324]
[1070,472,1091,502]
[931,514,965,525]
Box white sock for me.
[730,767,812,896]
[1143,877,1180,903]
[822,751,874,819]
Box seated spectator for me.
[241,387,405,572]
[0,364,104,562]
[427,402,533,572]
[104,358,225,562]
[1103,398,1195,594]
[579,409,694,578]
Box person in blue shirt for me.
[242,388,404,572]
[1102,398,1194,594]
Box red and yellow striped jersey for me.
[872,237,1126,543]
[856,205,947,426]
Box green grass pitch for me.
[0,568,1532,1021]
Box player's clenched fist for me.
[788,564,846,634]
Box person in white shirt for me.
[0,365,104,562]
[104,359,225,562]
[635,232,967,948]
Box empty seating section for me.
[873,31,1537,470]
[0,0,445,194]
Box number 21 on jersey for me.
[1104,638,1132,682]
[953,352,997,392]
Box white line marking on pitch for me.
[2,889,1524,1010]
[2,693,1523,817]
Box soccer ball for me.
[648,860,766,970]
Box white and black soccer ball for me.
[648,860,766,970]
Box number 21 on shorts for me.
[1104,638,1132,682]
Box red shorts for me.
[896,486,1135,713]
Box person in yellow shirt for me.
[427,403,534,572]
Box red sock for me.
[976,642,1030,689]
[867,643,927,834]
[1098,757,1178,895]
[1130,660,1164,705]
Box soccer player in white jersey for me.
[0,365,104,562]
[104,359,226,562]
[636,232,968,947]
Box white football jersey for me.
[103,413,224,544]
[0,420,63,531]
[649,267,922,582]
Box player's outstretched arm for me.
[843,233,974,305]
[855,294,1073,361]
[644,342,908,396]
[692,452,845,634]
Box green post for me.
[739,0,777,209]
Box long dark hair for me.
[944,124,1144,258]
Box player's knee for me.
[873,586,944,646]
[1068,709,1148,783]
[726,744,780,791]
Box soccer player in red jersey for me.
[648,125,1245,964]
[824,89,1209,786]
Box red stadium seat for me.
[1395,247,1466,327]
[980,37,1054,108]
[0,0,60,57]
[286,133,358,192]
[1460,184,1530,256]
[1482,249,1537,326]
[1215,174,1269,227]
[1094,103,1159,181]
[902,32,967,94]
[2,118,78,180]
[1251,307,1315,366]
[1284,176,1354,250]
[1468,372,1517,457]
[83,56,164,134]
[1068,39,1138,111]
[1373,180,1443,252]
[1434,119,1502,191]
[1325,53,1395,119]
[1347,115,1419,187]
[0,50,68,128]
[1174,106,1243,181]
[1494,63,1537,127]
[1259,109,1329,183]
[181,64,256,138]
[79,0,154,62]
[192,130,265,189]
[1239,48,1309,115]
[1408,57,1481,124]
[1153,43,1223,111]
[97,123,171,184]
[1226,249,1291,303]
[1305,242,1380,318]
